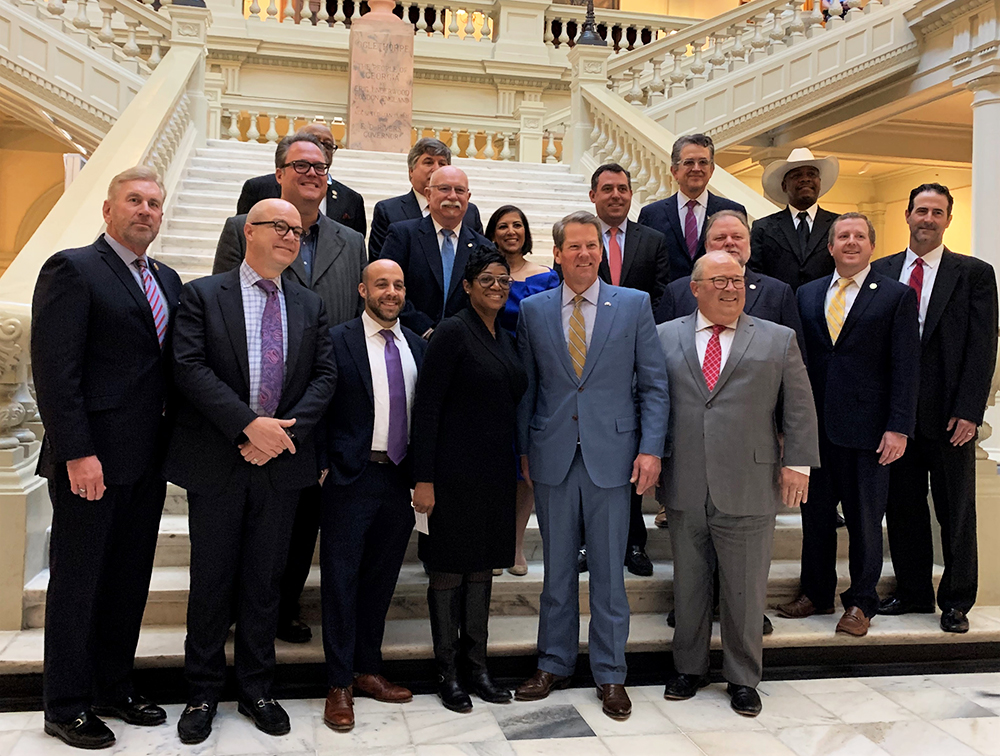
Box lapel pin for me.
[869,282,878,289]
[152,261,159,271]
[604,301,611,306]
[748,283,756,290]
[467,242,473,248]
[331,190,338,200]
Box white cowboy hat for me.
[761,148,840,205]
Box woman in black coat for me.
[411,246,528,713]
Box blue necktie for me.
[440,229,455,318]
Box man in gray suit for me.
[514,211,669,721]
[657,252,819,717]
[213,132,366,644]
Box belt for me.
[369,451,392,464]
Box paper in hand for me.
[414,511,429,535]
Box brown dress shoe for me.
[597,684,631,720]
[514,670,571,701]
[836,607,870,637]
[654,506,668,529]
[323,688,354,732]
[353,673,413,703]
[775,594,835,619]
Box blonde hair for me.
[107,166,165,201]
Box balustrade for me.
[543,11,688,53]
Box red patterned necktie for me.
[702,324,725,391]
[608,226,622,285]
[908,257,925,304]
[133,258,166,348]
[684,199,699,260]
[254,279,284,417]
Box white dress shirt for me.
[104,232,167,314]
[898,244,944,335]
[413,188,430,216]
[432,218,462,252]
[678,189,710,238]
[561,279,600,350]
[789,204,818,232]
[362,311,419,450]
[600,219,627,271]
[824,264,871,320]
[240,261,288,415]
[319,174,333,216]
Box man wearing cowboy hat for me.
[749,149,841,291]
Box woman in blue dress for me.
[485,205,560,576]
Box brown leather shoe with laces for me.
[775,594,835,619]
[514,670,571,701]
[323,687,354,732]
[597,684,631,720]
[353,673,413,703]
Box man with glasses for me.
[215,132,366,644]
[380,165,491,338]
[236,122,367,236]
[637,134,746,283]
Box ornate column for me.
[566,44,612,172]
[515,97,546,163]
[857,201,887,259]
[169,0,213,148]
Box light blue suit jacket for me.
[516,281,670,489]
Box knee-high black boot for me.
[461,580,512,703]
[427,586,473,713]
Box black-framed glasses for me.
[476,274,513,289]
[250,219,305,241]
[694,275,745,290]
[281,160,330,176]
[428,184,469,197]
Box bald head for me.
[426,165,470,230]
[360,259,406,326]
[244,198,302,280]
[298,123,337,163]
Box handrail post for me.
[168,0,213,148]
[566,43,611,172]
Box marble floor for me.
[3,672,1000,755]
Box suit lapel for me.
[620,221,639,283]
[286,252,310,288]
[580,281,619,384]
[417,218,445,291]
[545,288,578,382]
[401,191,422,221]
[97,238,160,342]
[711,314,754,397]
[837,270,879,345]
[665,194,686,252]
[778,210,803,262]
[219,271,251,393]
[922,249,959,344]
[282,284,304,393]
[345,319,375,406]
[812,274,834,349]
[311,217,345,285]
[450,227,476,299]
[881,250,906,280]
[679,313,710,401]
[743,269,763,312]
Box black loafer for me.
[763,614,774,636]
[624,545,653,577]
[177,702,217,745]
[238,698,291,736]
[439,678,473,713]
[663,672,710,700]
[941,608,970,634]
[276,617,312,644]
[92,695,166,727]
[578,547,588,574]
[727,683,762,717]
[666,609,676,628]
[467,672,512,704]
[878,595,935,616]
[44,711,115,750]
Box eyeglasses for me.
[427,184,469,197]
[694,275,745,290]
[281,160,330,176]
[250,220,305,241]
[677,158,713,170]
[475,274,513,289]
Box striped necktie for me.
[826,277,852,344]
[133,258,166,348]
[568,295,587,379]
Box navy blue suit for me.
[796,269,919,618]
[380,215,491,334]
[369,190,483,261]
[637,192,746,282]
[320,317,426,687]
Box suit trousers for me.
[800,440,889,618]
[43,466,166,722]
[278,483,322,623]
[184,470,298,703]
[534,447,630,685]
[666,495,775,687]
[320,460,415,688]
[580,485,647,553]
[886,434,977,613]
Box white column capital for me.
[966,73,1000,106]
[169,3,213,47]
[567,44,613,86]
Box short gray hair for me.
[828,212,876,248]
[407,137,451,172]
[552,211,602,249]
[671,134,715,166]
[275,132,325,169]
[107,166,165,201]
[704,209,750,238]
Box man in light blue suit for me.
[513,211,670,721]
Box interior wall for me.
[0,145,66,276]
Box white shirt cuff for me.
[785,465,811,477]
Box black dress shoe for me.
[238,698,291,736]
[941,608,970,634]
[276,617,312,644]
[663,672,710,700]
[467,671,512,704]
[439,677,473,713]
[727,683,762,717]
[178,702,217,745]
[624,545,653,576]
[578,547,588,574]
[92,695,166,726]
[44,711,115,750]
[666,609,675,628]
[878,595,935,616]
[762,614,774,636]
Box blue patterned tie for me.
[440,229,455,318]
[254,279,283,417]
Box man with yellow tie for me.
[778,213,919,636]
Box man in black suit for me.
[749,148,841,291]
[166,198,336,745]
[778,213,919,637]
[637,133,745,282]
[368,137,483,260]
[32,166,182,750]
[320,259,426,732]
[236,122,366,237]
[380,165,491,337]
[873,183,999,634]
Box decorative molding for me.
[0,59,120,130]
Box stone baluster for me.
[626,143,640,178]
[642,157,658,197]
[311,1,324,25]
[334,1,347,28]
[249,0,262,20]
[483,132,496,160]
[706,35,725,80]
[448,8,460,38]
[647,56,666,107]
[634,156,650,200]
[431,126,441,140]
[609,69,628,96]
[416,4,428,34]
[228,109,242,140]
[620,140,632,176]
[609,131,624,164]
[557,18,569,48]
[449,129,461,156]
[826,1,844,28]
[481,11,492,42]
[499,133,513,161]
[728,24,748,69]
[266,115,280,143]
[122,17,140,57]
[626,25,638,52]
[282,0,295,23]
[432,5,444,36]
[546,131,558,163]
[804,1,823,37]
[599,121,614,162]
[544,17,554,49]
[148,32,164,68]
[626,67,643,107]
[785,1,805,45]
[749,16,769,62]
[464,10,475,40]
[96,0,114,44]
[72,0,89,29]
[688,39,707,87]
[247,114,261,143]
[845,0,863,20]
[265,0,278,22]
[767,10,785,49]
[45,0,65,17]
[655,163,670,200]
[668,48,687,96]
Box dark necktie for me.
[254,279,283,417]
[380,329,408,464]
[908,257,925,305]
[684,199,699,260]
[796,211,810,256]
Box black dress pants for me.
[184,471,298,703]
[886,433,978,613]
[278,483,322,624]
[43,466,165,723]
[320,460,414,688]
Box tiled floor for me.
[3,672,1000,755]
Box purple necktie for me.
[254,279,283,417]
[684,199,699,260]
[380,329,408,464]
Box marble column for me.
[566,44,612,173]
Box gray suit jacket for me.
[213,213,367,327]
[657,312,819,516]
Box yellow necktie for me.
[568,295,587,378]
[827,277,852,344]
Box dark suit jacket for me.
[637,192,746,281]
[369,190,483,261]
[797,269,920,450]
[163,268,337,494]
[323,317,427,487]
[379,216,492,334]
[31,236,182,485]
[592,220,671,310]
[236,174,367,238]
[872,249,999,439]
[749,206,839,291]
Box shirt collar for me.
[562,278,601,308]
[362,309,403,340]
[104,232,147,270]
[239,259,283,292]
[829,264,871,291]
[413,188,429,212]
[433,217,462,240]
[788,204,818,222]
[678,189,709,209]
[904,244,944,270]
[695,310,739,332]
[600,219,626,236]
